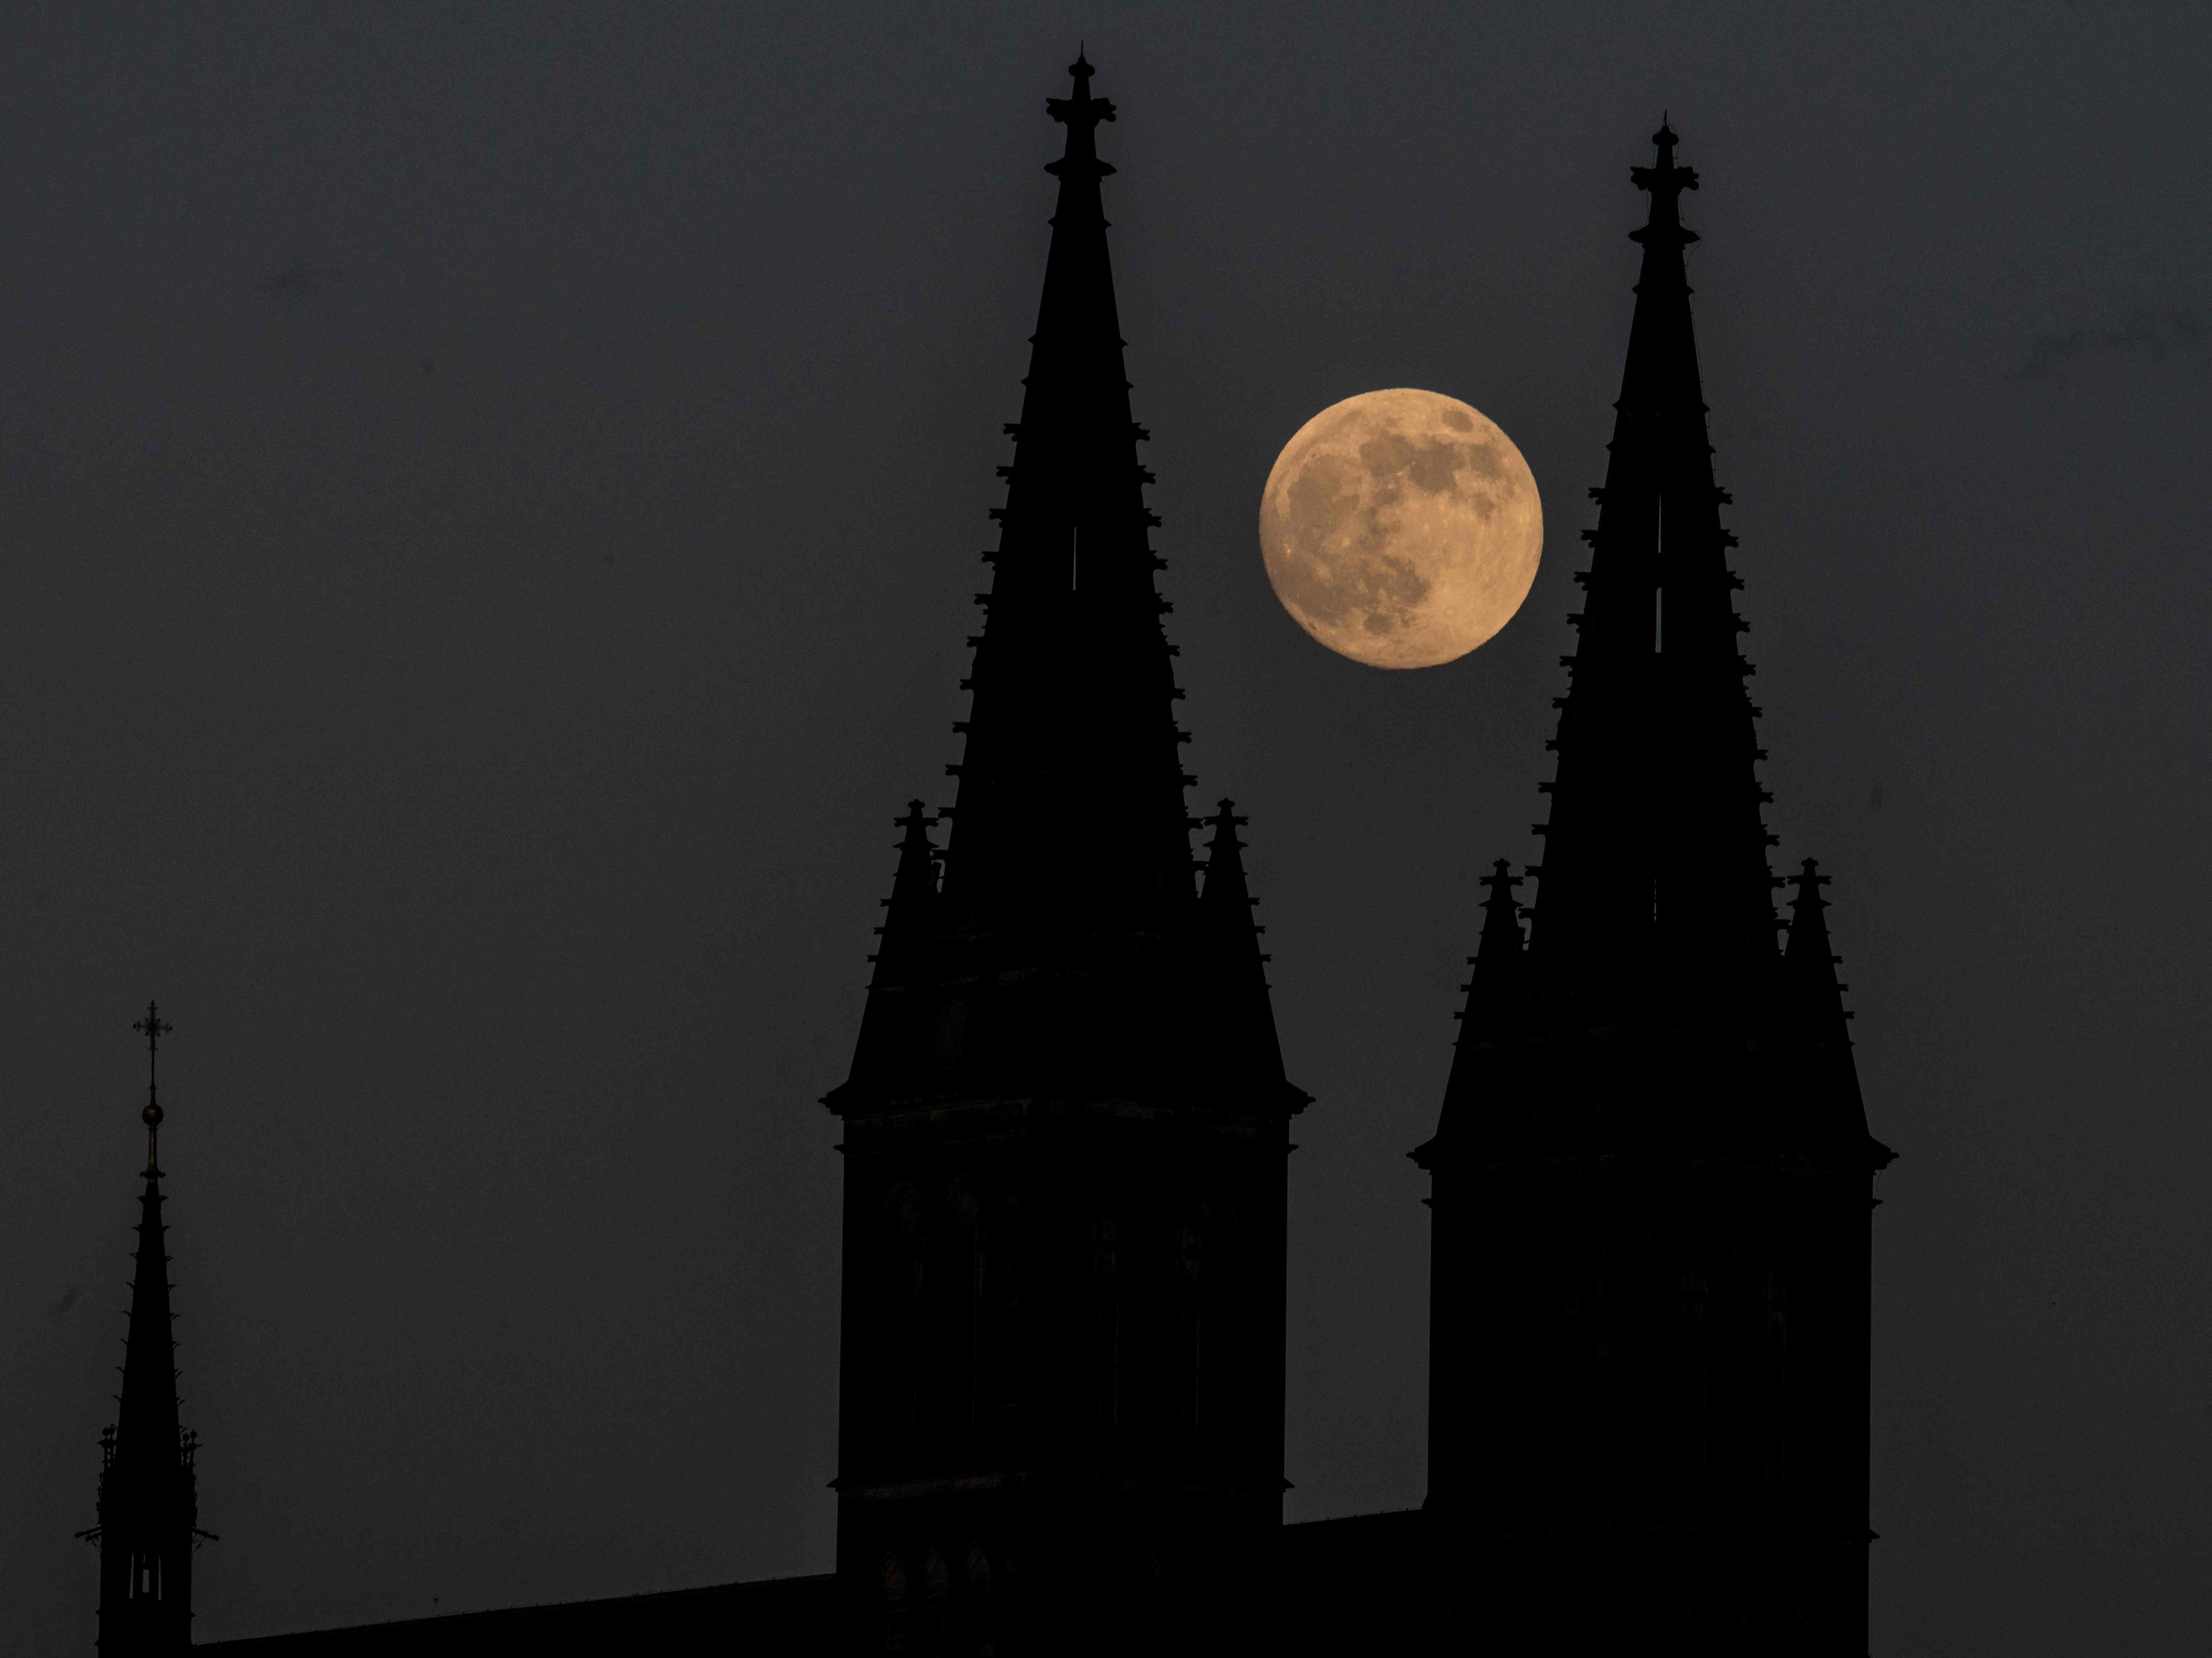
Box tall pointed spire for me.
[1530,118,1776,1021]
[828,62,1301,1652]
[1416,128,1891,1650]
[941,48,1193,936]
[91,1004,201,1655]
[827,52,1236,1117]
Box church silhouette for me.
[87,55,1892,1657]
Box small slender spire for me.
[117,1004,183,1479]
[93,1005,201,1654]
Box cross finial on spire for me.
[1046,48,1116,165]
[1630,117,1700,248]
[133,1001,172,1173]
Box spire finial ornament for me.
[1630,116,1700,247]
[133,1001,172,1173]
[1045,48,1115,176]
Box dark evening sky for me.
[5,5,2210,1651]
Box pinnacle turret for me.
[843,803,941,1093]
[1782,858,1850,1053]
[871,801,941,983]
[1784,858,1895,1168]
[1195,799,1294,1093]
[1451,860,1525,1048]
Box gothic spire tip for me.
[132,1001,172,1174]
[1048,48,1115,139]
[1629,117,1699,246]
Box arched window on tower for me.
[1678,1265,1714,1481]
[884,1182,927,1457]
[1091,1212,1122,1429]
[1762,1266,1792,1490]
[1176,1211,1205,1439]
[964,1544,995,1657]
[882,1551,909,1654]
[923,1546,951,1648]
[943,1175,983,1444]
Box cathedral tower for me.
[1414,126,1892,1651]
[823,55,1306,1656]
[87,1005,204,1655]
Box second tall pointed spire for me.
[1530,121,1778,1021]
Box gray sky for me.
[3,4,2209,1651]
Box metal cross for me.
[133,1002,172,1098]
[133,1002,172,1171]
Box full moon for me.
[1259,388,1543,669]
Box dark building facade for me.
[173,68,1884,1658]
[1414,125,1893,1654]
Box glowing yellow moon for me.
[1259,388,1543,669]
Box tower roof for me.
[828,59,1298,1122]
[1417,127,1892,1172]
[1527,120,1778,1026]
[116,1165,181,1465]
[116,1002,182,1469]
[939,51,1194,939]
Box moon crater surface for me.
[1259,388,1543,669]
